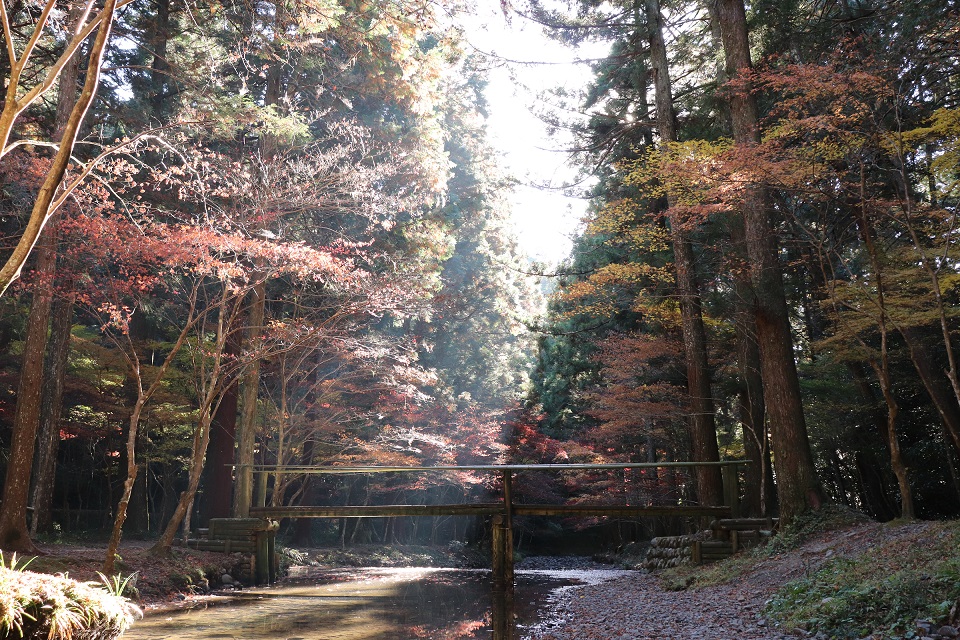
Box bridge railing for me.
[239,461,748,522]
[229,461,748,590]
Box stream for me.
[123,565,631,640]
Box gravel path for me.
[525,570,792,640]
[524,522,934,640]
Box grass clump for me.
[765,520,960,639]
[0,554,141,640]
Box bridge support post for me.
[491,588,514,640]
[491,515,514,595]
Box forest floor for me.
[528,514,960,640]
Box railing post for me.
[254,471,267,508]
[502,469,513,529]
[267,520,278,583]
[721,464,740,518]
[236,465,252,517]
[254,528,269,585]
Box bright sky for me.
[454,5,609,265]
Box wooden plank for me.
[185,540,255,552]
[248,504,732,519]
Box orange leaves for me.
[753,58,892,129]
[581,332,688,453]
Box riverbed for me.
[123,563,631,640]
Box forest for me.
[0,0,959,573]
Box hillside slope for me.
[529,513,960,640]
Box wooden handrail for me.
[248,504,732,518]
[243,461,749,475]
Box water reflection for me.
[124,568,588,640]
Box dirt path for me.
[526,522,932,640]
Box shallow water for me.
[124,567,628,640]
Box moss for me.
[0,565,140,640]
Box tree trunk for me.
[29,290,74,536]
[645,0,723,507]
[204,328,242,522]
[150,288,235,555]
[233,280,266,517]
[0,228,57,551]
[104,397,147,574]
[900,325,960,459]
[730,218,777,517]
[854,180,914,520]
[845,361,898,520]
[0,0,118,295]
[870,358,914,519]
[104,288,199,568]
[0,17,86,550]
[150,405,216,554]
[148,0,171,121]
[711,0,822,524]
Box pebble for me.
[525,571,794,640]
[522,546,959,640]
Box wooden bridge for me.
[210,461,745,587]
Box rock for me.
[221,573,234,585]
[937,626,959,638]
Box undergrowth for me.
[659,504,869,591]
[766,505,871,554]
[765,520,960,639]
[0,552,141,640]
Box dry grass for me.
[0,554,140,640]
